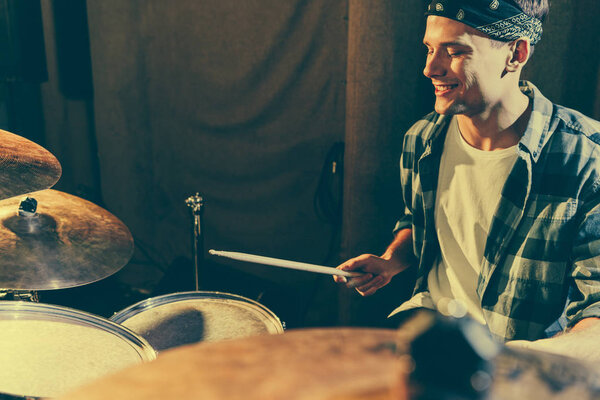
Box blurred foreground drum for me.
[58,328,398,400]
[0,302,156,399]
[110,291,284,352]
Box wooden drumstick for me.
[209,250,363,278]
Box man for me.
[335,0,600,360]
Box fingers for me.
[333,254,393,296]
[345,274,373,288]
[335,273,381,296]
[336,254,373,272]
[333,255,371,283]
[356,275,386,296]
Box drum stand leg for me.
[0,290,39,302]
[186,193,205,291]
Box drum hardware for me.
[0,129,62,201]
[396,309,600,399]
[396,310,498,400]
[185,193,205,291]
[0,290,39,302]
[0,189,134,290]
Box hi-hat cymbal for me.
[0,129,62,201]
[0,189,134,290]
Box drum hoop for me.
[110,291,283,333]
[0,301,157,361]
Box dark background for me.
[0,0,598,330]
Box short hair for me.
[489,0,550,56]
[514,0,550,23]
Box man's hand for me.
[333,228,416,296]
[333,254,408,296]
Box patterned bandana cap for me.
[425,0,543,45]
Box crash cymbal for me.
[0,189,133,290]
[57,328,399,400]
[0,129,62,201]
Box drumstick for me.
[208,250,363,278]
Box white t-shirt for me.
[428,116,518,324]
[390,117,517,323]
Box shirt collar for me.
[517,80,555,162]
[427,81,555,162]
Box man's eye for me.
[448,52,463,57]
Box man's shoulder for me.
[406,111,443,134]
[405,111,451,141]
[553,104,600,143]
[524,81,599,143]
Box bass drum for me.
[0,301,156,399]
[110,291,284,352]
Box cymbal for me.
[0,129,62,201]
[0,189,134,290]
[57,328,399,400]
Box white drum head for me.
[110,291,284,352]
[0,302,156,398]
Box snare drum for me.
[110,291,284,352]
[0,302,156,399]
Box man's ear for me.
[506,38,531,72]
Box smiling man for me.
[335,0,600,359]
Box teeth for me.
[435,85,455,91]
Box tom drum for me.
[110,291,284,352]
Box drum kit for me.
[3,128,600,400]
[0,129,284,399]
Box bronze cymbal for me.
[0,129,62,201]
[0,189,134,290]
[58,328,399,400]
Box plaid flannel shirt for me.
[394,81,600,341]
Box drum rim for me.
[109,290,283,333]
[0,301,157,361]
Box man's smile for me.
[433,83,459,95]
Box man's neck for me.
[456,89,531,151]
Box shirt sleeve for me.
[392,129,416,236]
[393,206,413,235]
[566,199,600,326]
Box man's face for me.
[423,16,510,117]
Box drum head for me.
[0,302,156,399]
[110,291,283,352]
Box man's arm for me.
[333,228,417,296]
[507,318,600,361]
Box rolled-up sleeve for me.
[393,208,413,235]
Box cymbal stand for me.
[0,290,39,302]
[0,197,40,302]
[185,193,205,291]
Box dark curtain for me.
[83,0,348,327]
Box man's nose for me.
[423,51,446,78]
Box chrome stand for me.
[185,193,205,291]
[0,290,39,302]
